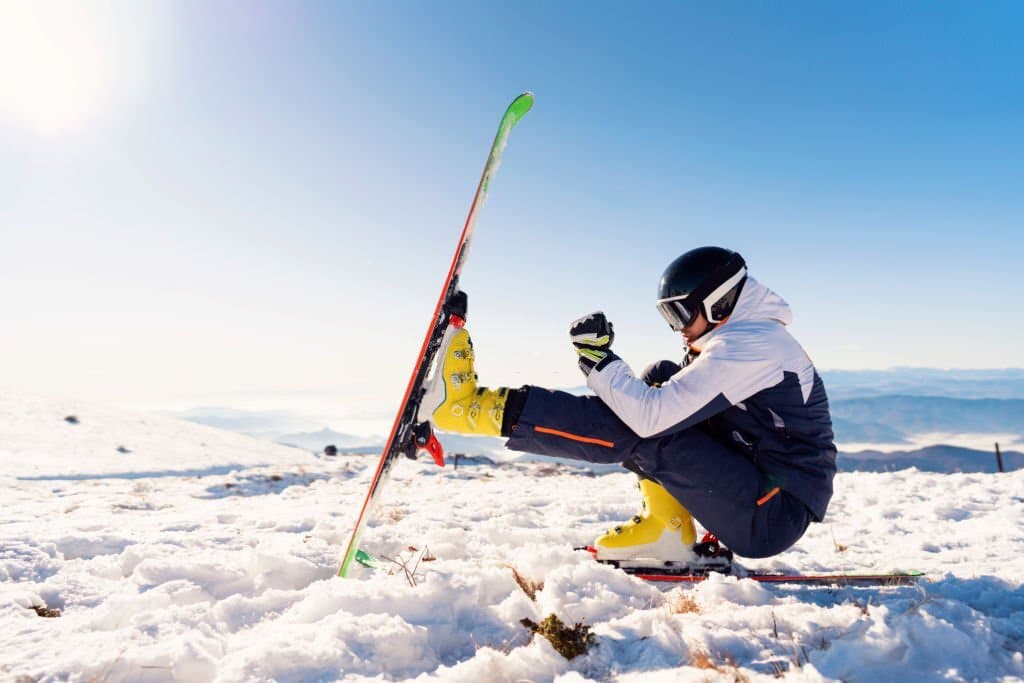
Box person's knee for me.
[741,497,813,557]
[710,524,797,558]
[729,537,793,558]
[642,360,683,387]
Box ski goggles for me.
[656,295,700,331]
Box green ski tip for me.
[506,92,534,127]
[355,549,390,570]
[338,549,377,577]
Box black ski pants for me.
[505,386,812,558]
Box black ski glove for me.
[570,311,619,376]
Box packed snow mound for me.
[1,396,1023,681]
[0,393,311,478]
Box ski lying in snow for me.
[577,547,923,586]
[356,547,922,587]
[338,93,535,577]
[624,568,924,586]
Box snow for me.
[2,395,1023,682]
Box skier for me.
[421,246,836,569]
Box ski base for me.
[337,92,534,578]
[624,567,925,586]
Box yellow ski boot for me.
[419,326,508,437]
[594,479,699,565]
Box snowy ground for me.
[2,396,1023,682]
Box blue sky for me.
[1,2,1021,426]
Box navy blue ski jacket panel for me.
[702,369,835,521]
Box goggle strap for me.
[701,266,747,323]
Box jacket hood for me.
[690,276,791,350]
[727,276,792,326]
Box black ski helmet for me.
[656,246,747,331]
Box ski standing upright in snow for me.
[338,93,535,577]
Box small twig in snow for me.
[831,528,848,553]
[510,566,544,601]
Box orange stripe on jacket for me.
[534,426,615,448]
[756,487,781,506]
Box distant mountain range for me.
[830,395,1024,444]
[274,428,385,453]
[821,368,1024,400]
[839,444,1022,474]
[172,406,316,440]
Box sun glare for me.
[0,1,129,136]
